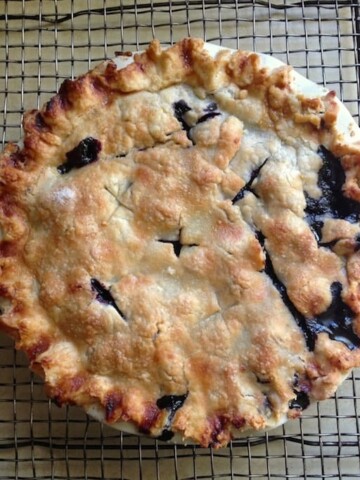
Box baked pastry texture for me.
[1,38,360,447]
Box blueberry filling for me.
[305,145,360,236]
[158,238,198,257]
[318,239,338,249]
[197,112,221,124]
[318,232,360,251]
[58,137,102,174]
[264,395,273,413]
[232,158,269,203]
[90,278,126,320]
[355,233,360,252]
[156,393,188,441]
[204,102,218,112]
[257,233,359,351]
[158,239,182,257]
[307,282,360,351]
[289,391,310,410]
[260,239,316,350]
[290,373,311,411]
[255,373,270,384]
[173,100,192,139]
[173,99,222,140]
[156,393,188,411]
[156,429,175,441]
[309,220,324,243]
[104,393,122,421]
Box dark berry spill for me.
[91,278,126,320]
[305,145,360,236]
[307,282,360,351]
[197,112,221,124]
[104,393,122,422]
[156,394,188,412]
[263,395,273,413]
[257,234,359,351]
[204,102,218,112]
[255,373,270,384]
[58,137,102,174]
[308,220,323,243]
[157,429,175,442]
[173,100,192,139]
[156,393,188,437]
[355,234,360,252]
[318,239,338,249]
[258,237,316,350]
[232,158,269,203]
[289,391,310,410]
[158,239,182,257]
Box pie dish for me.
[1,38,360,448]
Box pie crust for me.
[1,38,360,447]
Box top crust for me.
[1,38,360,447]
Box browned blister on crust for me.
[1,38,360,448]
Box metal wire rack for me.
[1,1,360,478]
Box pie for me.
[1,38,360,448]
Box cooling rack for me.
[1,1,360,479]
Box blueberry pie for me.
[1,38,360,447]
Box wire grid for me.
[1,1,360,478]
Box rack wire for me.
[1,1,360,478]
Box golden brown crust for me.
[1,38,360,447]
